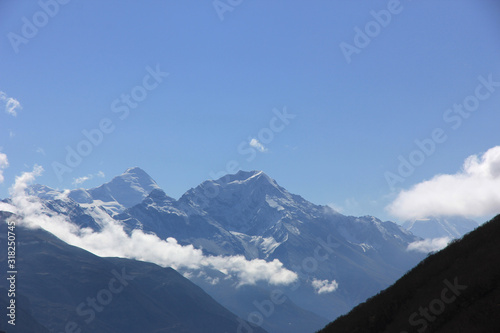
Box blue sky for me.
[1,0,500,223]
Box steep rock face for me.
[179,170,326,236]
[116,189,248,256]
[20,168,426,332]
[117,170,424,324]
[247,213,423,320]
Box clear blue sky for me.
[1,0,499,222]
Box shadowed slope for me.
[318,214,500,333]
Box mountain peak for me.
[180,170,323,235]
[26,184,61,200]
[91,167,160,207]
[118,167,158,186]
[123,166,149,176]
[67,167,161,214]
[215,170,275,186]
[114,167,159,187]
[233,170,263,179]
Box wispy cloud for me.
[407,237,451,253]
[250,138,267,152]
[0,152,9,183]
[72,171,105,186]
[328,198,360,215]
[311,278,339,294]
[7,167,298,287]
[0,91,22,116]
[327,203,344,214]
[73,176,91,186]
[387,146,500,220]
[36,147,46,156]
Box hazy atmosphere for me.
[2,1,500,222]
[1,2,500,333]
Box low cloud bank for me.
[407,237,451,253]
[6,166,297,287]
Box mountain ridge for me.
[12,167,426,333]
[403,215,479,240]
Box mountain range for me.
[402,216,479,240]
[2,167,430,332]
[0,211,266,333]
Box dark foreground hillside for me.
[0,288,49,332]
[318,215,500,333]
[0,212,266,333]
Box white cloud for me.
[36,147,46,156]
[7,166,298,287]
[387,146,500,220]
[73,176,90,186]
[407,237,451,253]
[328,198,360,215]
[327,203,344,213]
[72,171,106,186]
[0,202,16,214]
[250,138,267,152]
[0,152,9,183]
[0,91,22,116]
[311,278,339,294]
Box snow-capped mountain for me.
[26,166,160,221]
[116,188,249,256]
[403,216,479,239]
[66,166,161,215]
[179,170,327,235]
[18,168,426,333]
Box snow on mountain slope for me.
[403,216,479,239]
[115,188,250,257]
[117,169,424,322]
[82,167,160,210]
[27,167,160,217]
[20,167,426,332]
[179,170,333,235]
